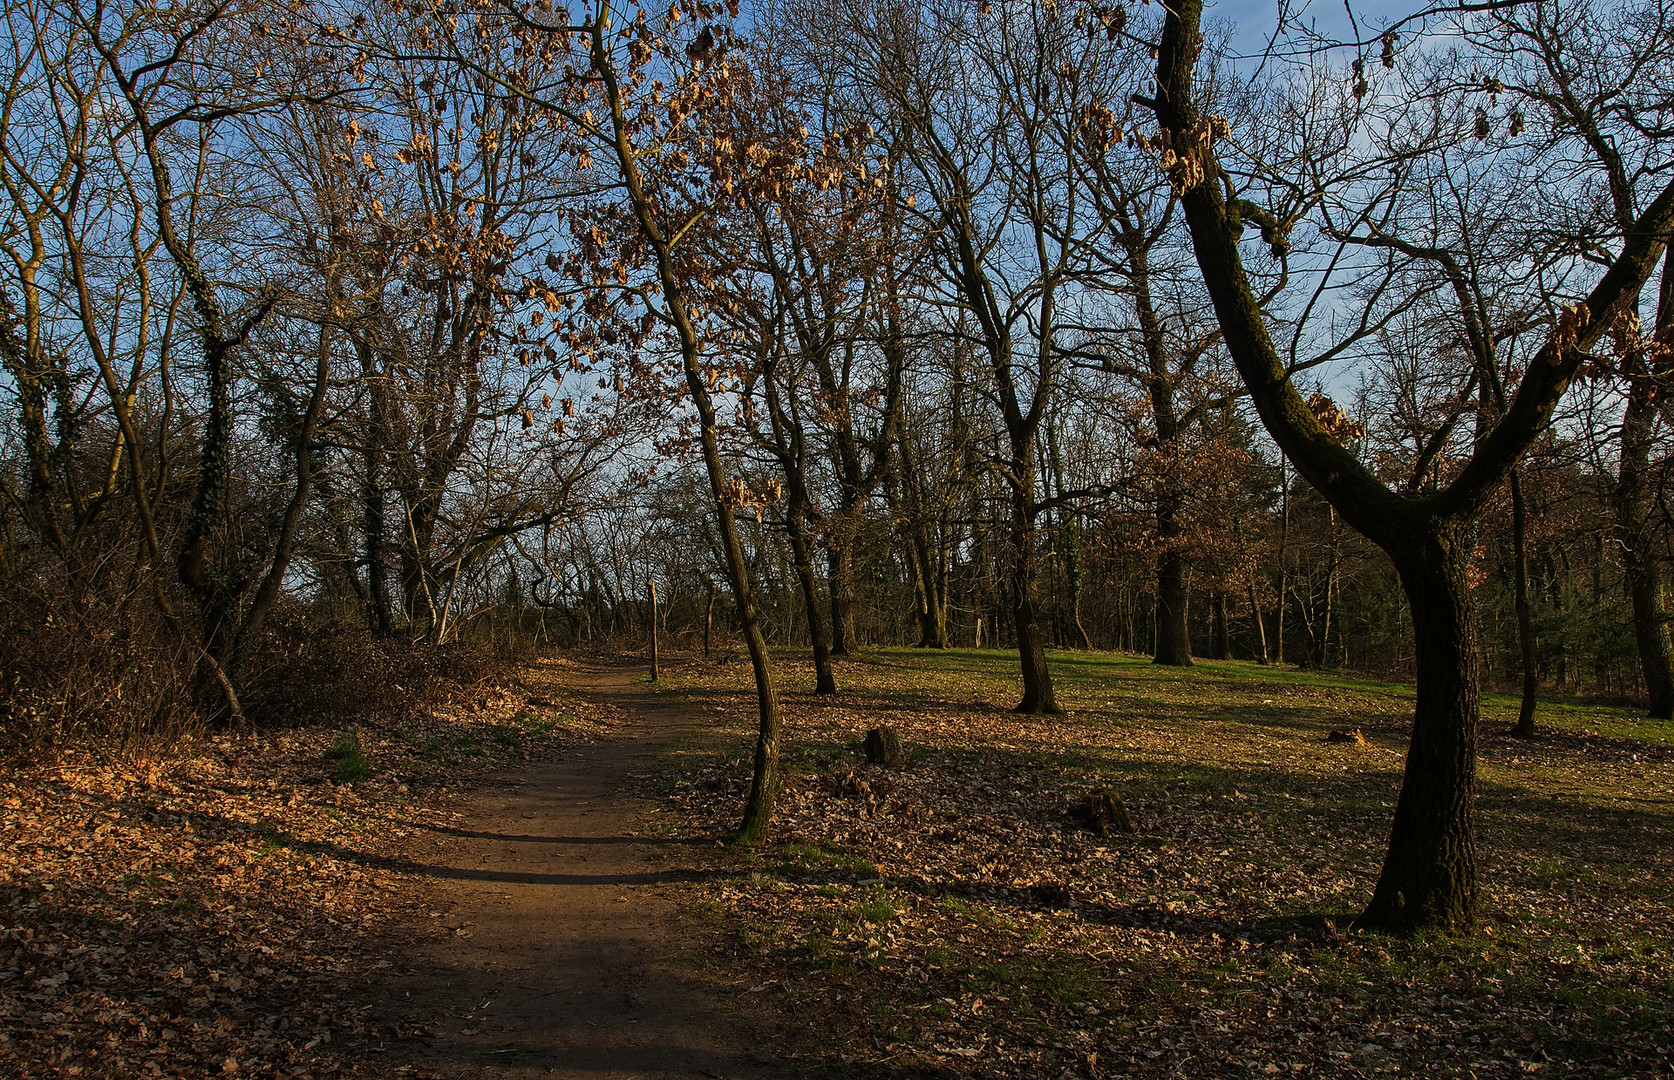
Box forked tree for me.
[1153,0,1674,930]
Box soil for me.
[368,661,780,1080]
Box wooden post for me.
[975,616,983,650]
[649,580,660,681]
[704,581,715,658]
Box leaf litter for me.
[8,647,1670,1080]
[640,650,1674,1079]
[0,656,611,1080]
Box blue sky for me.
[1210,0,1415,59]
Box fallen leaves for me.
[1,656,610,1079]
[640,650,1674,1079]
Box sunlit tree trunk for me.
[1510,471,1539,736]
[1010,452,1059,713]
[786,501,836,695]
[1615,261,1674,720]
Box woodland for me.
[2,0,1673,1074]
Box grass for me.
[324,730,370,782]
[770,840,878,877]
[417,733,487,762]
[857,897,896,922]
[653,646,1674,1079]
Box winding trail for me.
[373,660,776,1080]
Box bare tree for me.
[1153,0,1674,930]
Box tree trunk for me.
[589,23,781,844]
[787,510,837,695]
[1616,260,1674,720]
[1065,522,1091,650]
[704,581,715,658]
[1624,547,1674,719]
[1247,572,1269,663]
[1276,463,1289,665]
[1011,475,1060,714]
[1154,532,1193,665]
[359,339,395,635]
[1360,525,1480,933]
[1324,510,1340,667]
[230,319,333,673]
[1135,248,1193,669]
[176,340,239,653]
[1510,470,1538,736]
[910,532,948,648]
[827,544,853,656]
[935,527,954,646]
[648,580,660,682]
[1044,418,1091,651]
[1543,552,1568,690]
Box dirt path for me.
[372,661,778,1080]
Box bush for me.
[0,584,535,759]
[238,602,534,728]
[0,574,203,758]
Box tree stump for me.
[1072,788,1134,837]
[863,726,903,765]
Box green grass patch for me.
[325,731,370,782]
[772,841,877,876]
[856,897,896,924]
[417,733,487,761]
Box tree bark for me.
[1212,590,1230,660]
[231,318,333,672]
[1045,420,1092,651]
[1010,464,1060,713]
[1361,525,1480,933]
[827,545,854,656]
[1510,470,1538,736]
[1154,507,1193,666]
[1616,257,1674,720]
[932,140,1060,711]
[704,581,715,658]
[1276,462,1289,665]
[909,531,949,648]
[892,432,949,650]
[1622,530,1674,719]
[1247,571,1269,663]
[787,506,837,694]
[1136,249,1193,668]
[358,339,395,635]
[1065,523,1091,650]
[648,580,660,682]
